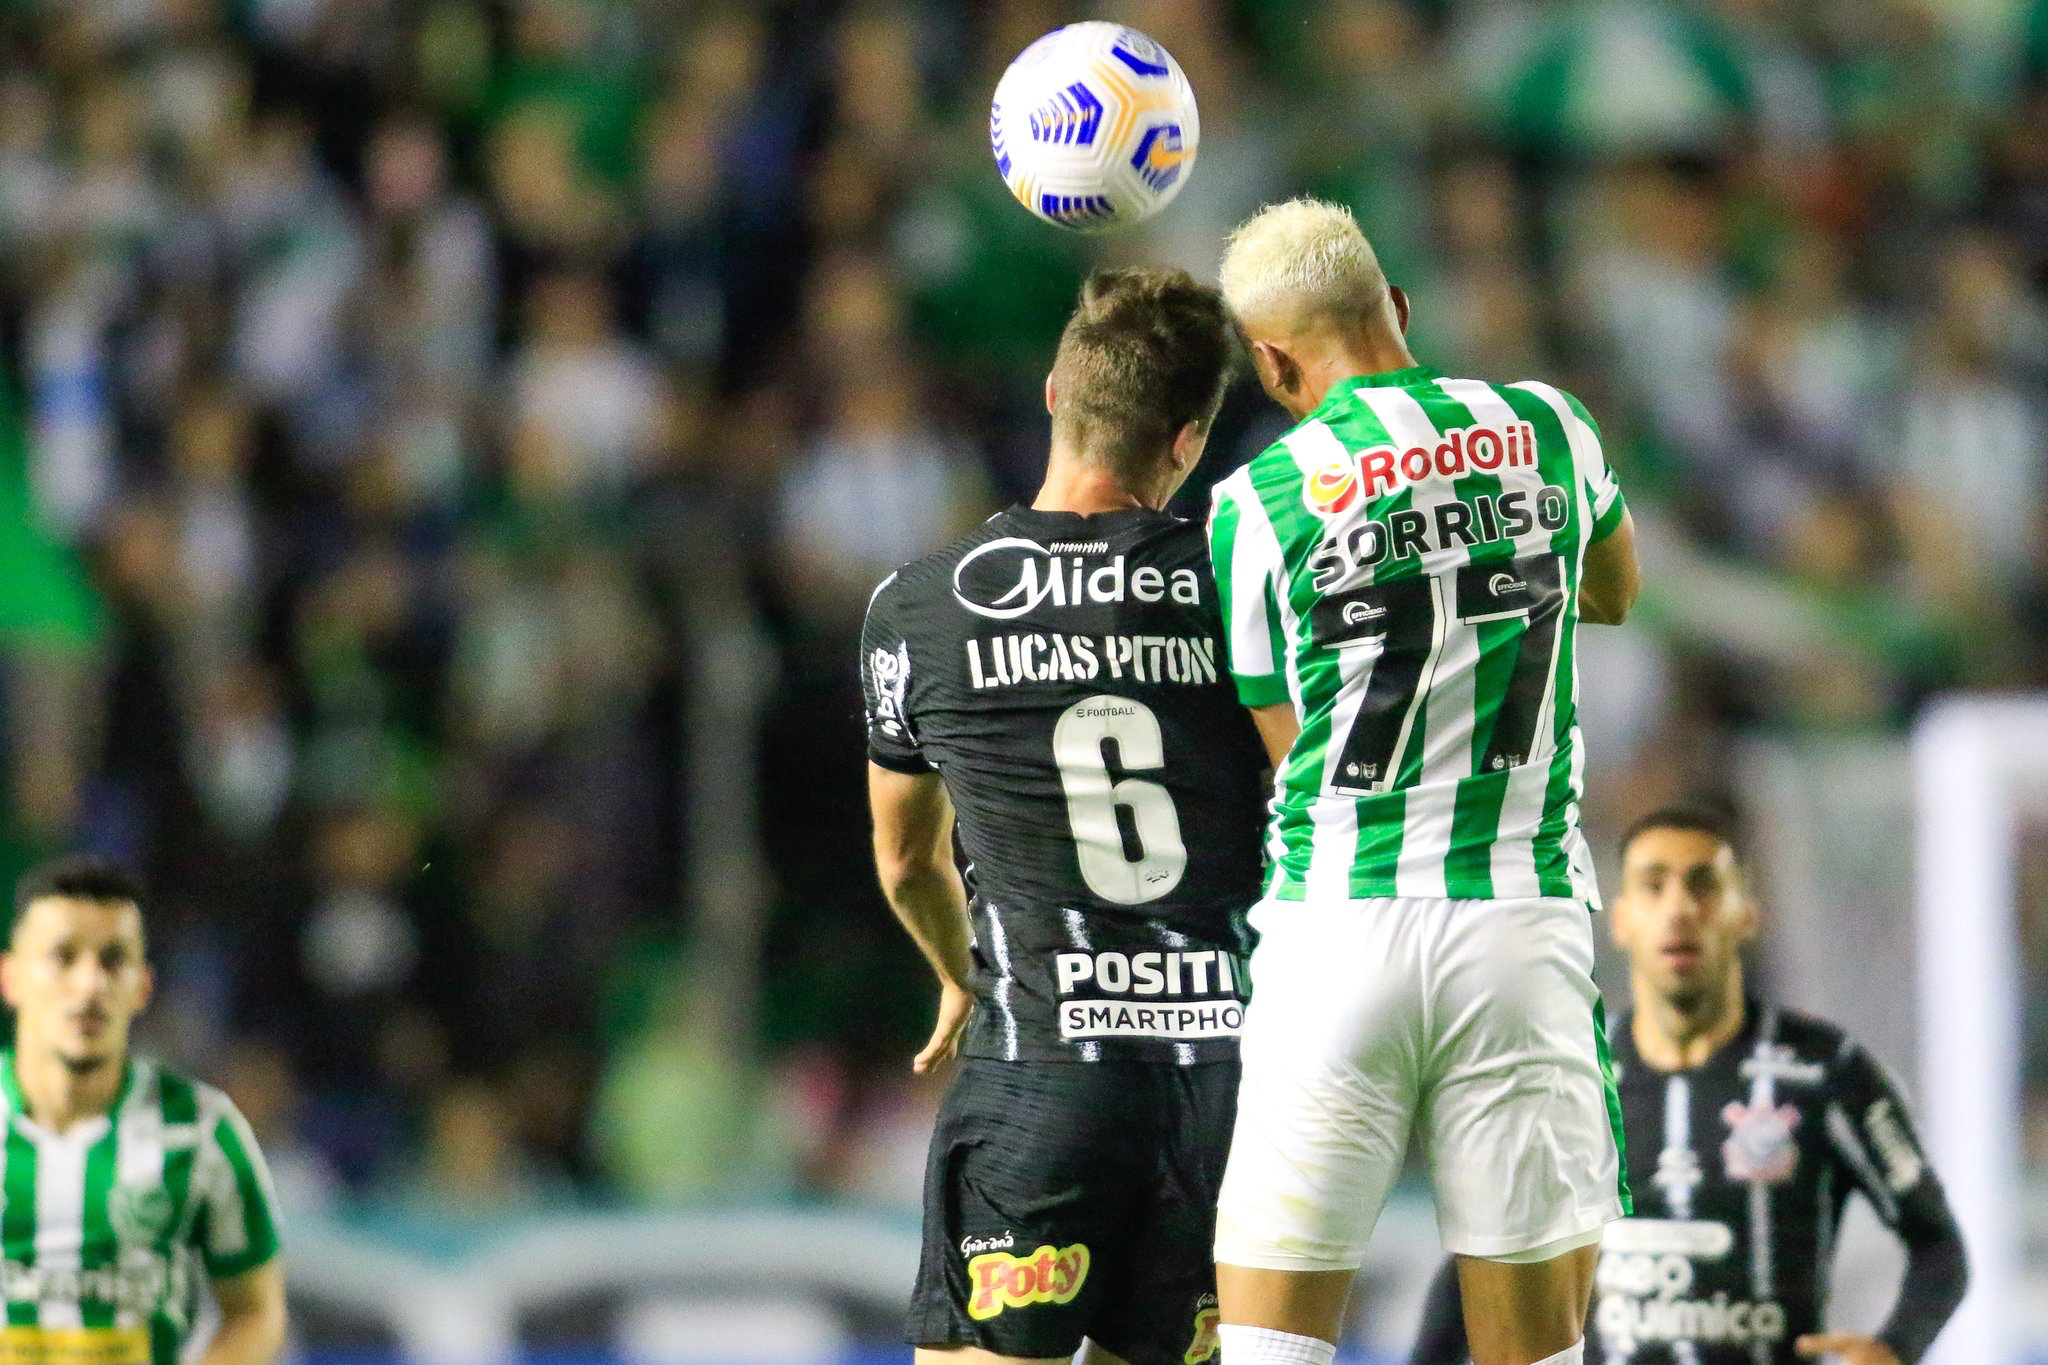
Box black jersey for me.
[860,506,1269,1064]
[1409,1001,1967,1365]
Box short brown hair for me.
[1620,805,1743,865]
[12,855,144,939]
[1049,268,1233,485]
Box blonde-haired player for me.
[1204,199,1641,1365]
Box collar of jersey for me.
[0,1049,139,1129]
[1319,365,1443,406]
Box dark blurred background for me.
[0,0,2044,1360]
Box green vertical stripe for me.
[0,1054,22,1114]
[1349,790,1406,897]
[1594,996,1633,1214]
[3,1118,37,1326]
[206,1114,279,1275]
[1444,768,1509,897]
[1500,387,1582,896]
[79,1121,119,1327]
[152,1073,198,1365]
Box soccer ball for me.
[989,22,1199,233]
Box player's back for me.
[1209,366,1628,906]
[862,505,1268,1063]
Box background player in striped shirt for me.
[0,857,286,1365]
[1407,807,1967,1365]
[1204,199,1642,1365]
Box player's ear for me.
[1251,340,1299,398]
[1044,373,1058,417]
[1607,894,1634,952]
[0,951,17,1009]
[1389,285,1411,336]
[1170,419,1207,472]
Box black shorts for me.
[907,1056,1237,1365]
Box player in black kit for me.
[1407,807,1966,1365]
[861,269,1267,1365]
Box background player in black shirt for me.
[861,269,1269,1365]
[1408,807,1966,1365]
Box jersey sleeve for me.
[1207,473,1291,708]
[1558,389,1626,543]
[191,1093,283,1279]
[860,572,934,774]
[1825,1041,1969,1363]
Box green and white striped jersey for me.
[1207,366,1627,905]
[0,1053,281,1365]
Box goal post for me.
[1913,695,2048,1365]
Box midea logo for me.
[952,538,1201,621]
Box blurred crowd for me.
[0,0,2046,1217]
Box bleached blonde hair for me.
[1218,197,1388,334]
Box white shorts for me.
[1214,894,1627,1270]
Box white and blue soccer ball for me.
[989,22,1199,233]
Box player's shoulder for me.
[131,1057,253,1136]
[865,515,1012,615]
[1493,376,1601,434]
[1761,1004,1866,1071]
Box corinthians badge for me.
[1721,1099,1801,1185]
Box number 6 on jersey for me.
[1053,695,1188,905]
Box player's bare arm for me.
[1579,509,1640,626]
[868,763,975,1073]
[1249,704,1301,771]
[199,1261,288,1365]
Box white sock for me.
[1215,1324,1337,1365]
[1529,1341,1584,1365]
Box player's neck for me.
[11,1040,127,1132]
[1633,969,1747,1071]
[1288,333,1419,419]
[1034,449,1163,514]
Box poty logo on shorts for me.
[1303,458,1360,516]
[965,1243,1090,1320]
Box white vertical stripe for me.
[1279,420,1354,495]
[197,1092,250,1263]
[1511,381,1599,532]
[1661,1073,1702,1363]
[1826,1104,1901,1223]
[1282,422,1372,899]
[1661,1074,1696,1219]
[984,904,1020,1061]
[1513,381,1610,905]
[1744,1018,1779,1365]
[1437,378,1554,898]
[1224,469,1309,715]
[1212,469,1279,683]
[114,1064,167,1330]
[1351,387,1469,898]
[1156,924,1197,1067]
[1063,911,1099,1062]
[1306,645,1370,900]
[33,1120,88,1328]
[1230,460,1352,890]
